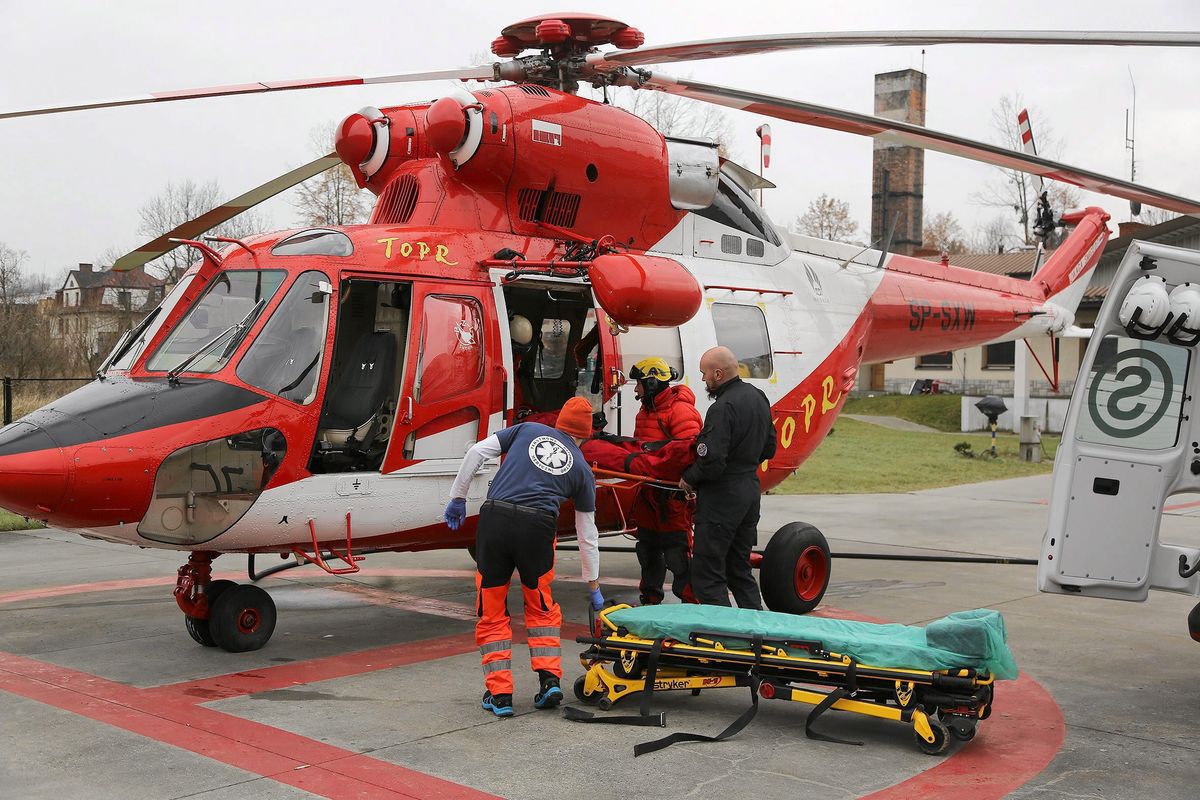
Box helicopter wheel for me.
[184,579,235,647]
[210,584,277,652]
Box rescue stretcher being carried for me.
[567,604,1017,756]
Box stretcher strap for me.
[563,638,668,728]
[804,657,863,746]
[633,679,760,757]
[633,633,764,757]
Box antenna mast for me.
[1125,67,1139,217]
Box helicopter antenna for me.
[1126,67,1140,217]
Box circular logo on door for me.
[1086,349,1174,439]
[528,435,573,475]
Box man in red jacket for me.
[629,357,702,605]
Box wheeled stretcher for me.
[567,604,1015,756]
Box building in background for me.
[52,263,165,361]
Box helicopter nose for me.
[0,421,69,519]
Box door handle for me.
[400,395,413,424]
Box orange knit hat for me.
[556,397,594,439]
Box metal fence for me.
[2,376,92,425]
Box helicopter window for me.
[147,270,286,373]
[1074,335,1190,451]
[237,271,332,405]
[271,229,354,257]
[695,175,782,247]
[712,303,773,379]
[414,295,485,404]
[536,318,573,378]
[619,325,684,379]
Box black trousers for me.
[691,476,763,609]
[634,528,690,604]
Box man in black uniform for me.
[680,346,776,608]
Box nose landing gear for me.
[175,551,278,652]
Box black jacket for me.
[682,377,776,486]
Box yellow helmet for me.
[630,357,675,383]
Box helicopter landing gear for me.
[174,551,277,652]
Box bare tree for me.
[970,94,1082,246]
[794,194,859,243]
[1137,206,1181,227]
[0,243,29,314]
[923,211,968,255]
[136,179,269,281]
[293,124,372,226]
[605,87,736,156]
[969,216,1017,255]
[0,242,64,380]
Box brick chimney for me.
[871,69,926,256]
[78,263,93,273]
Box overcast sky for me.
[2,0,1198,281]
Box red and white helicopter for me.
[2,14,1198,652]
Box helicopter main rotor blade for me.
[642,73,1200,216]
[596,30,1200,67]
[113,153,341,272]
[0,66,496,121]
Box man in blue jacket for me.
[445,396,603,717]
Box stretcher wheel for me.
[184,580,235,647]
[760,522,831,614]
[597,696,614,711]
[573,675,601,705]
[914,717,950,755]
[946,717,977,742]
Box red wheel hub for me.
[793,545,828,601]
[236,608,261,635]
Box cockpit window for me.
[271,229,354,257]
[146,270,286,373]
[106,274,196,372]
[695,174,782,246]
[237,271,332,405]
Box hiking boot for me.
[533,671,562,709]
[482,691,514,717]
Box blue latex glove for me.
[444,498,466,530]
[588,586,605,611]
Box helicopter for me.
[1,13,1198,653]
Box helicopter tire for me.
[184,579,236,647]
[210,584,277,653]
[759,522,831,615]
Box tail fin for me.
[1032,206,1111,303]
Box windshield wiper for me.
[166,299,265,385]
[96,307,162,379]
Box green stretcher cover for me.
[606,605,1018,680]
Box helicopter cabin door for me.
[382,282,500,474]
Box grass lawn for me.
[775,417,1058,495]
[842,394,963,432]
[0,507,44,532]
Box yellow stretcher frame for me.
[573,604,996,755]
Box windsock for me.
[756,123,771,169]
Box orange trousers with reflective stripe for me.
[474,502,562,696]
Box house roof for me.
[923,215,1200,305]
[927,250,1044,277]
[63,265,164,291]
